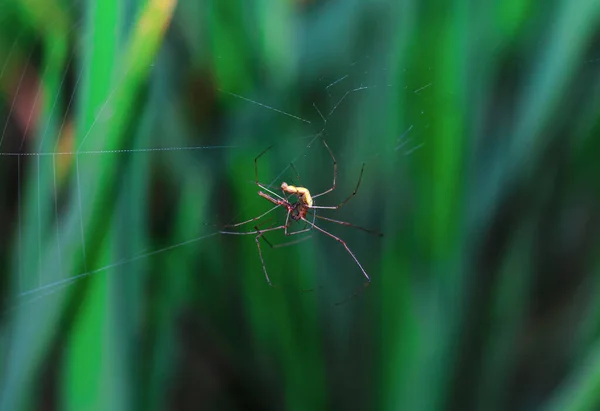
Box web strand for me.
[0,145,246,156]
[52,154,63,277]
[5,46,385,306]
[12,232,219,304]
[75,155,87,270]
[17,155,22,292]
[218,88,312,124]
[37,157,42,285]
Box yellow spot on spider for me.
[281,182,313,207]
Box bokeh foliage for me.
[1,0,600,410]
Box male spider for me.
[219,137,382,289]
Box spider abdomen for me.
[281,182,313,207]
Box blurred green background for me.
[1,0,600,410]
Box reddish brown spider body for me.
[258,182,312,223]
[220,137,382,298]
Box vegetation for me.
[1,0,600,410]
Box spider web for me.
[0,0,432,313]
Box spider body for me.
[221,137,382,297]
[281,182,313,207]
[257,190,309,222]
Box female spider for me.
[219,137,382,288]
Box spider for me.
[219,137,382,291]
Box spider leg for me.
[260,233,313,249]
[253,216,277,229]
[286,225,312,236]
[289,162,302,185]
[312,137,337,199]
[254,144,275,185]
[223,204,282,228]
[284,210,312,237]
[333,282,371,306]
[222,190,291,228]
[258,191,292,210]
[310,163,365,210]
[254,229,274,286]
[220,224,284,286]
[285,204,315,236]
[301,217,371,283]
[313,214,383,237]
[255,222,316,294]
[219,225,286,236]
[259,182,286,201]
[254,144,287,201]
[284,209,292,236]
[301,216,372,305]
